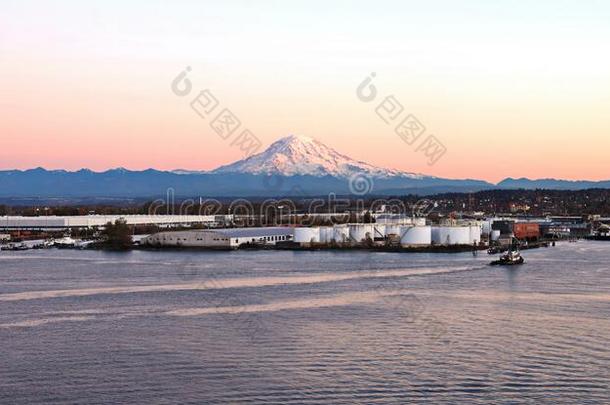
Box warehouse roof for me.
[0,215,232,229]
[150,227,294,239]
[213,227,294,237]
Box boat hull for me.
[490,257,524,266]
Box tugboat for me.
[490,249,524,266]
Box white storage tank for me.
[431,226,471,245]
[384,224,401,237]
[431,227,442,245]
[348,224,374,243]
[332,225,349,243]
[318,227,333,244]
[294,227,320,244]
[481,220,493,236]
[362,223,375,241]
[451,227,471,245]
[373,224,386,239]
[470,225,482,244]
[400,226,431,246]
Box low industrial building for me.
[143,227,293,249]
[492,220,515,237]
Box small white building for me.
[143,227,293,249]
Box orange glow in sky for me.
[1,1,609,183]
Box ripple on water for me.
[0,243,609,404]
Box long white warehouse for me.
[0,215,233,231]
[143,227,293,249]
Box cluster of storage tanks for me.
[293,224,481,247]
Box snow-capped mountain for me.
[212,134,423,179]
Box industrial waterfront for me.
[1,197,608,404]
[1,209,608,404]
[1,210,607,253]
[1,242,608,404]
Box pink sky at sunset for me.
[1,0,609,183]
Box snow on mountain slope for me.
[212,134,424,179]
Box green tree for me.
[101,219,133,250]
[363,211,373,223]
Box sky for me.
[1,0,609,183]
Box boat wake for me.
[0,265,486,302]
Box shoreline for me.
[124,240,556,254]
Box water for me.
[1,242,608,404]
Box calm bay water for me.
[1,241,608,404]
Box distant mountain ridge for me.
[0,135,608,198]
[0,168,491,198]
[497,177,610,190]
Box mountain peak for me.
[212,134,422,178]
[265,134,321,155]
[283,134,314,143]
